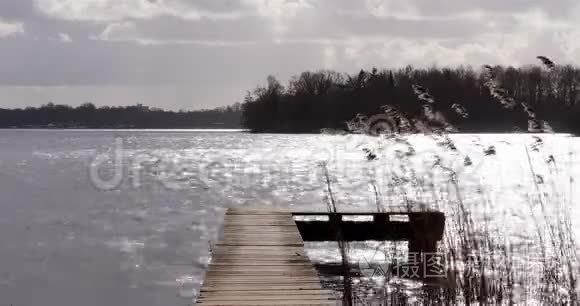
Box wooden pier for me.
[197,206,445,305]
[196,208,337,305]
[292,207,445,258]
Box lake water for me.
[0,130,578,305]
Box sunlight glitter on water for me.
[0,130,578,305]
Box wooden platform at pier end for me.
[196,208,336,305]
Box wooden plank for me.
[221,235,302,238]
[197,300,336,305]
[209,263,312,266]
[210,256,307,259]
[198,295,333,301]
[201,284,325,291]
[212,245,304,248]
[205,272,320,277]
[197,208,335,305]
[222,228,301,232]
[200,289,333,296]
[210,252,306,256]
[209,258,311,262]
[202,279,324,283]
[223,216,297,220]
[216,242,304,246]
[205,267,318,272]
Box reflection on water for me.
[0,130,578,305]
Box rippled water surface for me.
[0,130,578,305]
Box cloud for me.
[93,21,138,41]
[34,0,247,22]
[244,0,312,35]
[90,20,257,46]
[0,20,24,37]
[58,32,72,42]
[1,0,580,110]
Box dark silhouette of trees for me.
[0,103,242,129]
[241,65,580,134]
[6,64,580,133]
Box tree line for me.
[241,63,580,134]
[0,102,242,129]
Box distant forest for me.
[0,103,242,129]
[241,62,580,134]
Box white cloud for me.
[94,21,138,41]
[34,0,313,42]
[34,0,246,22]
[91,21,255,46]
[0,20,24,38]
[4,0,580,109]
[363,0,421,19]
[58,32,72,42]
[553,5,580,61]
[244,0,311,34]
[322,45,337,68]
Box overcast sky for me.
[0,0,579,110]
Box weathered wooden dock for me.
[196,208,337,305]
[197,206,445,305]
[292,207,445,257]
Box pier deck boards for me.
[196,208,336,306]
[197,206,445,305]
